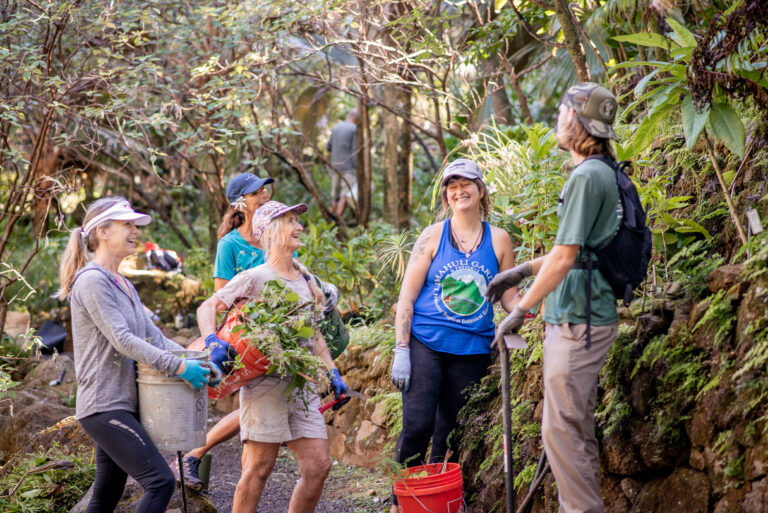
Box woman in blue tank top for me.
[389,159,520,512]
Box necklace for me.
[451,223,482,258]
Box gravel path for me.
[203,432,392,512]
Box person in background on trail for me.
[56,196,215,513]
[326,109,358,217]
[486,82,622,513]
[389,159,519,513]
[178,172,339,491]
[197,200,349,513]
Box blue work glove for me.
[322,282,339,315]
[492,306,529,349]
[178,360,211,390]
[485,262,533,304]
[390,346,411,392]
[327,368,350,399]
[205,334,238,374]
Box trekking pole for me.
[515,451,550,513]
[177,451,189,513]
[500,342,515,513]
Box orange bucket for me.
[394,463,465,513]
[188,301,269,400]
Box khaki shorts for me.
[239,376,327,443]
[332,172,358,202]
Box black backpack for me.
[573,155,652,347]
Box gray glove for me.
[492,306,529,348]
[322,282,339,315]
[390,347,411,392]
[485,262,533,304]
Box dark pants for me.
[393,338,490,504]
[79,410,176,513]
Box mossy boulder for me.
[118,255,201,324]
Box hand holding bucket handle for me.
[200,361,223,387]
[177,360,211,390]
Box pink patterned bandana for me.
[251,201,308,240]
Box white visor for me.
[82,201,151,237]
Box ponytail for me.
[55,196,126,300]
[217,208,245,240]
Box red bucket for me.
[188,302,269,400]
[394,463,465,513]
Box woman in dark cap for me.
[214,172,275,289]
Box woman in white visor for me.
[56,196,215,513]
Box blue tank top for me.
[411,220,498,355]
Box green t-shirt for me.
[213,229,265,281]
[543,158,622,326]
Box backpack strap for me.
[571,260,594,349]
[569,155,618,350]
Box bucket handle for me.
[200,361,222,386]
[402,487,466,513]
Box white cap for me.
[82,201,151,237]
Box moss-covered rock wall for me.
[457,247,768,513]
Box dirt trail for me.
[203,434,391,512]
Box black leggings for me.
[79,410,175,513]
[395,337,490,467]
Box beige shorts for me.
[239,375,327,443]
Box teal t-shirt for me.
[543,158,622,326]
[214,229,265,281]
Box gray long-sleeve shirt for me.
[70,263,184,419]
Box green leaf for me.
[709,102,746,157]
[666,17,696,47]
[681,94,709,149]
[609,60,669,72]
[494,0,508,11]
[634,68,661,98]
[678,219,711,238]
[613,32,677,49]
[285,292,300,302]
[632,102,677,156]
[296,326,314,338]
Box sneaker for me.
[176,456,204,492]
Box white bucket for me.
[137,350,208,452]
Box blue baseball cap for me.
[226,173,275,204]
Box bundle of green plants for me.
[231,279,326,395]
[0,448,95,513]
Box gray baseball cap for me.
[440,159,483,186]
[560,82,618,141]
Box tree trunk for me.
[0,295,7,342]
[204,179,219,256]
[382,85,399,226]
[356,95,372,227]
[555,0,590,82]
[510,71,534,125]
[396,83,413,230]
[355,0,372,227]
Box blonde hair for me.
[56,196,127,300]
[440,178,491,220]
[261,214,325,306]
[558,114,616,160]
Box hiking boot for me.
[176,456,204,491]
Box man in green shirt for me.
[486,82,621,513]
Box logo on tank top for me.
[432,260,493,322]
